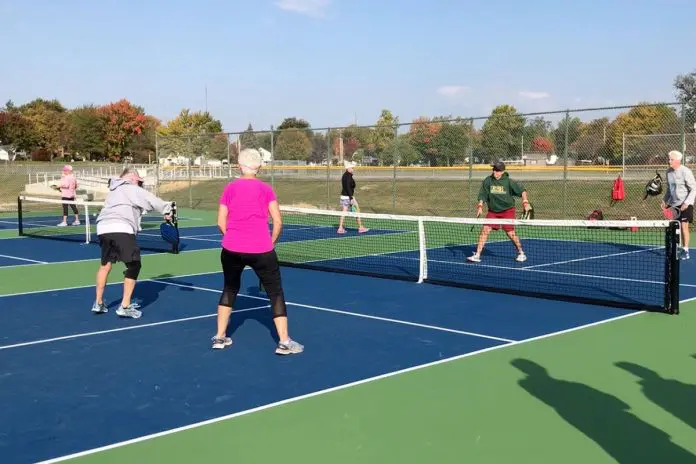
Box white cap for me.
[344,160,357,169]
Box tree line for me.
[1,70,694,166]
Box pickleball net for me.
[16,195,173,252]
[276,206,680,314]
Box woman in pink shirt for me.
[213,149,303,355]
[58,165,80,226]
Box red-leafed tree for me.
[530,136,554,153]
[98,99,148,159]
[408,117,442,164]
[332,135,362,160]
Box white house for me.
[0,146,15,161]
[259,148,272,165]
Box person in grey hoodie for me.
[91,168,173,318]
[662,150,696,260]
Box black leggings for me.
[62,197,78,216]
[219,248,287,317]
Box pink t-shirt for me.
[219,178,277,254]
[60,174,78,198]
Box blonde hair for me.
[238,148,262,175]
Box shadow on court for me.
[616,360,696,432]
[511,359,696,463]
[106,275,195,310]
[228,305,278,344]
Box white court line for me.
[149,279,516,343]
[0,253,48,264]
[0,305,270,351]
[35,309,647,464]
[521,246,662,269]
[0,246,222,269]
[0,269,227,298]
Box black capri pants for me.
[61,197,79,216]
[219,248,287,317]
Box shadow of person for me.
[512,359,696,463]
[227,303,277,344]
[106,274,195,311]
[616,361,696,432]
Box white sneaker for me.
[275,339,304,355]
[467,253,481,263]
[211,336,233,349]
[72,220,81,226]
[57,221,67,227]
[516,252,527,262]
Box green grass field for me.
[158,177,667,222]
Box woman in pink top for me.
[213,149,303,355]
[58,165,80,226]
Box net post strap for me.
[418,218,427,283]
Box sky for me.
[1,0,694,132]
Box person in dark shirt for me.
[338,160,368,234]
[468,161,531,263]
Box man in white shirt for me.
[662,150,696,260]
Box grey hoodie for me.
[663,165,696,207]
[96,178,172,235]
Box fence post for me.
[622,132,626,176]
[326,127,332,209]
[468,118,474,216]
[563,110,569,214]
[392,123,398,212]
[681,103,687,162]
[187,136,193,209]
[226,133,231,179]
[270,125,275,188]
[154,132,160,196]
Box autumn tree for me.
[19,98,71,159]
[274,129,312,160]
[69,105,106,160]
[431,118,471,166]
[553,116,582,158]
[157,109,224,161]
[607,103,681,162]
[373,109,398,165]
[675,70,696,128]
[126,116,161,163]
[530,137,554,153]
[98,99,148,160]
[238,124,260,151]
[310,131,329,164]
[570,118,610,163]
[408,117,441,165]
[480,105,525,161]
[0,101,35,152]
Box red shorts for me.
[486,207,516,232]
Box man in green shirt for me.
[468,161,531,263]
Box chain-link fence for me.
[152,102,694,221]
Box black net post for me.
[17,196,23,236]
[666,220,680,314]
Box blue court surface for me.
[1,221,695,463]
[0,222,396,266]
[0,266,680,464]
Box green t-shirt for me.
[477,172,526,212]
